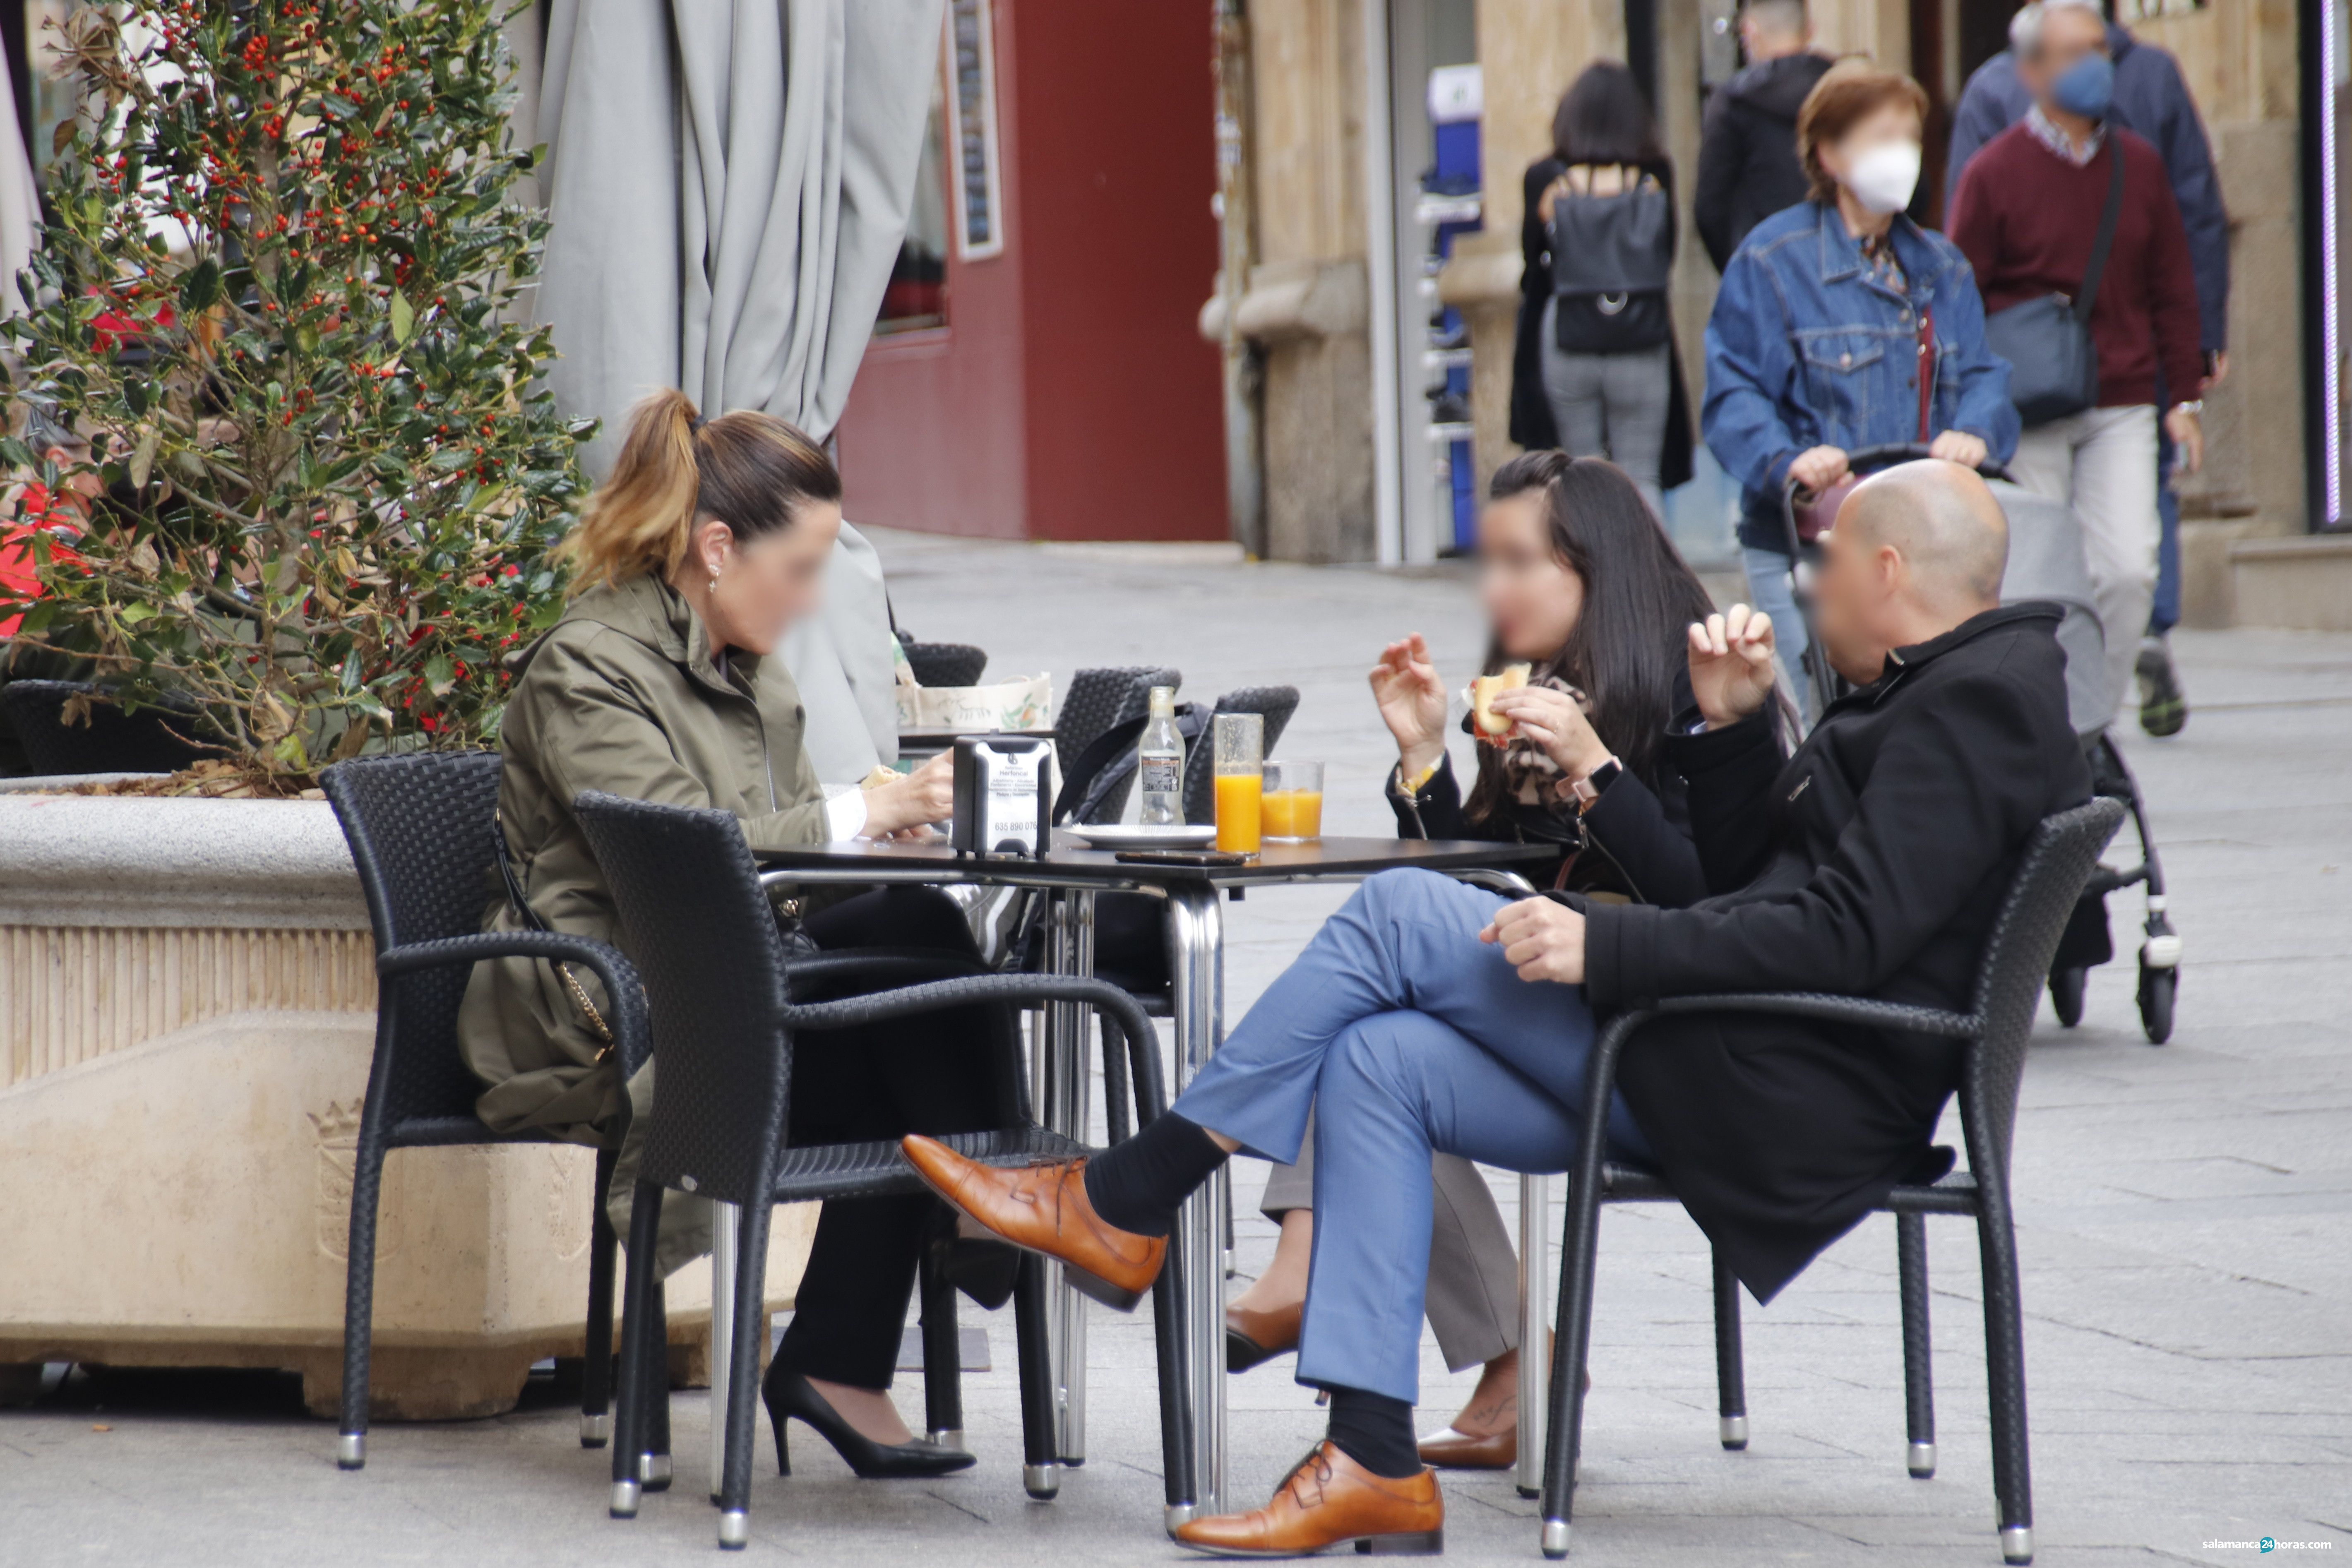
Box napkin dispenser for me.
[949,734,1053,857]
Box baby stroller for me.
[1779,442,2179,1044]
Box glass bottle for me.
[1137,685,1184,826]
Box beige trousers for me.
[2008,403,2160,730]
[1258,1105,1521,1372]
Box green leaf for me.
[423,652,456,696]
[389,289,416,345]
[179,258,221,314]
[118,603,156,625]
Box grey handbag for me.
[1984,146,2124,427]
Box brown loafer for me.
[900,1134,1165,1310]
[1225,1300,1302,1374]
[1173,1441,1442,1558]
[1416,1424,1514,1470]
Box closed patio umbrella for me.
[534,0,946,783]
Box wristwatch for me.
[1569,757,1622,815]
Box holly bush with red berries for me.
[0,0,590,783]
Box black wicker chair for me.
[1180,684,1300,826]
[901,641,988,689]
[0,679,216,775]
[572,790,1192,1550]
[1537,797,2126,1567]
[320,752,647,1471]
[1052,665,1181,825]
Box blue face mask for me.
[2051,53,2115,119]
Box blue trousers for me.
[1171,869,1650,1405]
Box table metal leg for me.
[1164,883,1226,1525]
[1516,1173,1550,1498]
[1043,891,1093,1466]
[709,1198,740,1503]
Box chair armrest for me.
[1652,992,1980,1039]
[785,971,1168,1124]
[782,948,994,993]
[375,932,652,1080]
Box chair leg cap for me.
[1907,1440,1936,1478]
[579,1412,610,1448]
[609,1480,641,1518]
[2002,1525,2033,1564]
[927,1429,965,1451]
[336,1432,365,1470]
[1719,1415,1749,1450]
[639,1452,672,1490]
[1540,1518,1571,1558]
[1023,1463,1060,1499]
[718,1509,749,1549]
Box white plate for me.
[1061,824,1217,849]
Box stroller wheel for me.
[2050,966,2087,1028]
[2138,959,2177,1045]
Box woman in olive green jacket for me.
[457,390,988,1478]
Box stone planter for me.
[0,785,814,1419]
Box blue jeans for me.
[1170,869,1649,1404]
[2152,429,2181,634]
[1741,545,1811,727]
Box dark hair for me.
[1550,61,1665,168]
[562,388,842,592]
[1466,451,1716,821]
[1795,62,1929,204]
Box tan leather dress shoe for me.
[1173,1441,1442,1558]
[1225,1300,1302,1373]
[1416,1424,1514,1470]
[900,1134,1165,1310]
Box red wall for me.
[835,0,1225,542]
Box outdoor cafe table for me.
[744,832,1559,1525]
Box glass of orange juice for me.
[1261,759,1324,842]
[1212,713,1264,855]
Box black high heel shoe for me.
[762,1368,976,1479]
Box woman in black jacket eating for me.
[1225,450,1735,1470]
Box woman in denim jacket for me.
[1703,64,2017,716]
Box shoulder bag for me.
[1982,143,2125,427]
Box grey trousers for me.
[1258,1107,1521,1372]
[1538,300,1671,519]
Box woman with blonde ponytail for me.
[457,391,992,1480]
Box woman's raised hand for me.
[1369,634,1450,778]
[860,752,955,838]
[1687,605,1778,730]
[1488,686,1612,781]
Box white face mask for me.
[1840,140,1922,216]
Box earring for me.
[708,566,720,595]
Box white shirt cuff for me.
[824,789,869,842]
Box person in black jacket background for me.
[1694,0,1835,272]
[1228,449,1719,1471]
[903,459,2093,1554]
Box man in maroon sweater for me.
[1946,0,2203,732]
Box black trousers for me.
[771,886,1016,1390]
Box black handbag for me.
[1548,176,1674,355]
[1984,145,2125,427]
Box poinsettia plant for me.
[0,0,591,785]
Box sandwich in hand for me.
[1470,663,1532,740]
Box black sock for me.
[1323,1385,1422,1479]
[1080,1111,1226,1238]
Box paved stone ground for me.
[3,530,2347,1566]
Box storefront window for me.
[874,67,950,336]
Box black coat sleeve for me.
[1388,752,1474,841]
[1694,91,1741,272]
[1583,666,2062,1008]
[1660,708,1788,894]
